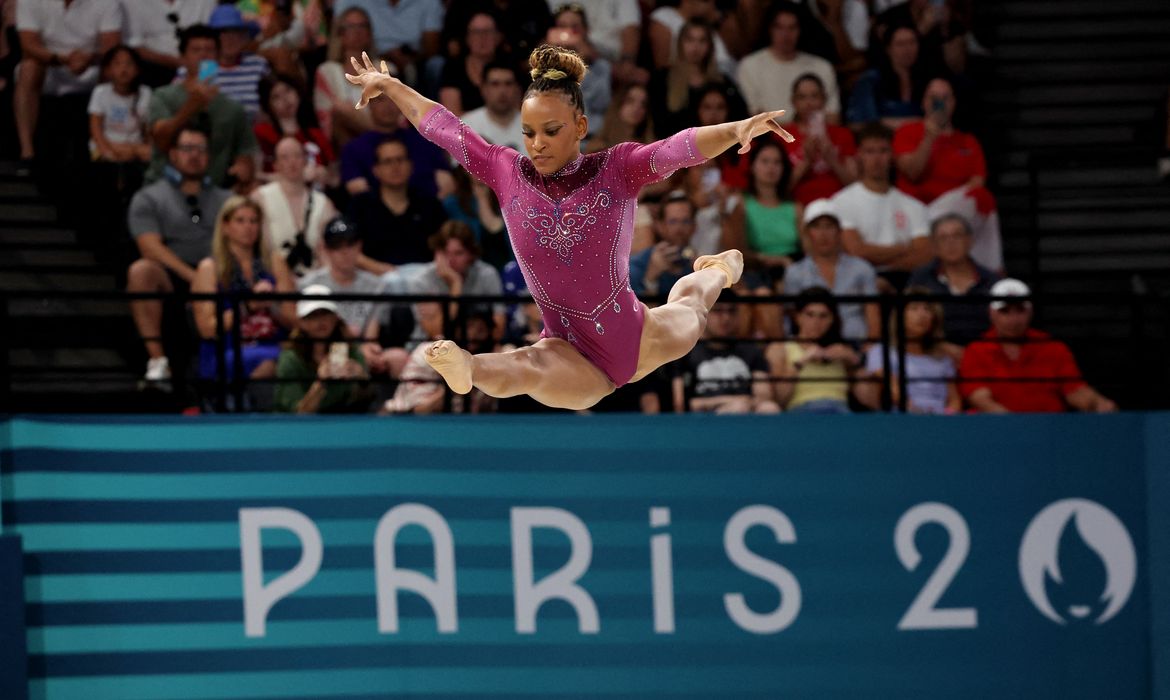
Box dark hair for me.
[100,44,143,79]
[658,189,696,219]
[258,74,320,136]
[523,44,587,113]
[174,122,211,145]
[179,24,220,55]
[746,137,792,200]
[855,122,894,146]
[482,58,523,87]
[794,286,843,346]
[553,3,589,29]
[429,220,481,257]
[373,135,409,160]
[876,23,932,107]
[790,72,824,97]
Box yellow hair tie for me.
[530,68,568,81]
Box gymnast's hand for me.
[735,110,795,154]
[345,51,395,109]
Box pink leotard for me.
[419,105,707,387]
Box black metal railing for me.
[1,288,1167,414]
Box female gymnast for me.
[346,46,793,410]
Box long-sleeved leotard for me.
[419,105,707,386]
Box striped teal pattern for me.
[1,414,1160,699]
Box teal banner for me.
[0,414,1164,699]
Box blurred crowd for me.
[0,0,1117,414]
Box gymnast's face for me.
[521,93,588,176]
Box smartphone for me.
[197,59,219,82]
[329,342,348,371]
[808,110,826,138]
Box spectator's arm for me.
[895,127,937,182]
[345,177,371,195]
[151,89,211,152]
[853,369,882,410]
[1065,385,1117,413]
[966,174,986,189]
[886,237,934,271]
[17,31,54,64]
[751,369,775,407]
[270,253,298,329]
[864,301,881,346]
[671,375,686,413]
[945,380,963,413]
[294,379,330,414]
[357,253,394,276]
[640,389,661,414]
[190,257,230,339]
[966,387,1009,414]
[841,228,907,266]
[772,343,797,408]
[720,199,757,266]
[134,45,183,69]
[647,18,673,69]
[135,232,197,283]
[89,113,118,161]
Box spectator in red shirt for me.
[255,74,335,182]
[893,78,1003,273]
[783,73,857,205]
[959,279,1118,414]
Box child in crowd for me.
[88,45,152,164]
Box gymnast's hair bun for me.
[528,44,587,85]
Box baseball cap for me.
[322,216,361,248]
[208,5,260,36]
[990,278,1031,310]
[297,284,340,319]
[803,198,840,226]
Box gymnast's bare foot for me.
[693,249,744,289]
[424,340,473,394]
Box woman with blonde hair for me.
[855,286,961,413]
[313,6,377,145]
[647,19,734,137]
[191,196,297,385]
[345,44,793,410]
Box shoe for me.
[140,356,173,392]
[15,158,34,178]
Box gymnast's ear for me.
[576,113,588,141]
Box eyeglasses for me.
[186,194,202,224]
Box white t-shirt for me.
[87,83,152,146]
[253,183,334,277]
[649,7,737,77]
[546,0,640,63]
[831,181,929,253]
[735,49,839,121]
[460,107,524,152]
[17,0,122,54]
[119,0,216,56]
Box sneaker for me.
[140,356,172,392]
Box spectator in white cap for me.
[958,279,1117,414]
[781,198,880,345]
[273,284,373,413]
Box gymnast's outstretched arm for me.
[694,109,796,158]
[345,52,437,128]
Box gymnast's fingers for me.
[362,51,375,72]
[380,60,390,74]
[772,123,796,143]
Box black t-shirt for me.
[907,260,1000,346]
[439,56,486,113]
[682,341,769,398]
[347,189,448,266]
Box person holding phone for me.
[274,285,374,414]
[145,25,258,190]
[893,77,1003,272]
[783,73,857,205]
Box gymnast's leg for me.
[628,250,744,383]
[425,337,614,410]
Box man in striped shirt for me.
[174,4,270,120]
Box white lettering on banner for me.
[894,502,978,630]
[1018,498,1136,625]
[650,507,675,633]
[374,503,458,633]
[239,507,324,638]
[511,507,600,634]
[723,505,802,634]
